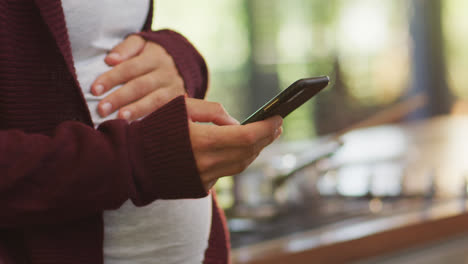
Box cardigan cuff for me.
[137,30,208,99]
[128,96,206,205]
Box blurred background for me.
[152,1,468,262]
[154,0,467,131]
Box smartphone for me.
[241,76,330,125]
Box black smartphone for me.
[241,76,330,125]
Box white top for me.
[61,1,212,263]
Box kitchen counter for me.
[231,116,468,263]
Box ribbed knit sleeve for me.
[0,96,206,228]
[138,30,209,100]
[128,96,206,204]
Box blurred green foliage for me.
[152,0,466,136]
[153,0,418,139]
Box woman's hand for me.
[185,98,283,191]
[91,35,185,121]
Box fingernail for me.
[100,102,113,116]
[121,110,132,120]
[107,52,121,61]
[94,84,104,95]
[229,116,240,125]
[275,127,283,139]
[276,117,283,127]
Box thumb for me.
[105,35,146,66]
[185,98,239,126]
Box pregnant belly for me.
[74,43,212,264]
[103,194,212,264]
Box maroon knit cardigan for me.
[0,0,229,263]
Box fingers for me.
[92,43,170,96]
[116,87,184,121]
[208,115,282,149]
[198,137,268,174]
[186,99,281,149]
[189,116,283,190]
[91,53,155,96]
[94,38,185,120]
[96,70,184,119]
[185,98,240,126]
[190,116,282,162]
[201,154,259,186]
[241,116,283,143]
[104,35,146,66]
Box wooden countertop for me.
[231,116,468,264]
[233,200,468,263]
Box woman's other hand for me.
[91,35,185,121]
[185,98,283,191]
